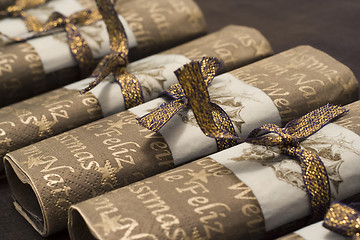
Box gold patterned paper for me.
[0,42,45,106]
[163,25,274,73]
[69,157,265,240]
[5,45,358,236]
[0,0,207,106]
[0,88,102,173]
[5,111,174,236]
[0,25,274,176]
[118,0,207,60]
[231,45,359,124]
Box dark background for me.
[1,0,359,239]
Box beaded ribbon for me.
[0,0,46,32]
[323,202,360,239]
[137,57,238,151]
[79,0,142,109]
[243,104,347,220]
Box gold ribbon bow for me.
[245,104,347,220]
[79,0,143,110]
[137,57,238,151]
[35,9,102,77]
[0,0,47,32]
[323,202,360,239]
[1,1,103,78]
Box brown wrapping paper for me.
[0,25,273,175]
[0,0,206,107]
[230,47,359,124]
[116,0,207,61]
[69,159,265,240]
[68,100,360,240]
[4,46,358,236]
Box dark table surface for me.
[1,0,359,239]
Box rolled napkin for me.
[4,45,358,236]
[0,0,206,107]
[67,101,360,240]
[0,25,273,175]
[0,0,96,45]
[276,202,360,240]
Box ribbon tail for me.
[164,83,186,99]
[80,55,115,93]
[285,104,348,139]
[65,21,95,78]
[175,60,221,136]
[323,202,360,238]
[137,99,184,132]
[95,0,128,54]
[298,149,330,220]
[200,57,222,86]
[211,103,239,150]
[20,11,43,32]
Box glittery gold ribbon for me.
[37,9,102,77]
[244,104,347,220]
[1,8,102,77]
[323,202,360,239]
[79,0,143,109]
[137,57,238,151]
[0,0,47,32]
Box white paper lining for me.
[212,123,360,231]
[28,14,136,73]
[0,0,84,40]
[294,221,346,240]
[65,54,191,116]
[130,73,282,166]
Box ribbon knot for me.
[137,57,239,151]
[323,202,360,239]
[276,128,301,156]
[35,9,104,77]
[79,0,144,110]
[245,104,348,220]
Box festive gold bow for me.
[37,9,102,77]
[0,0,47,32]
[323,202,360,239]
[1,1,103,77]
[244,104,347,220]
[79,0,143,109]
[137,57,238,151]
[1,8,102,77]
